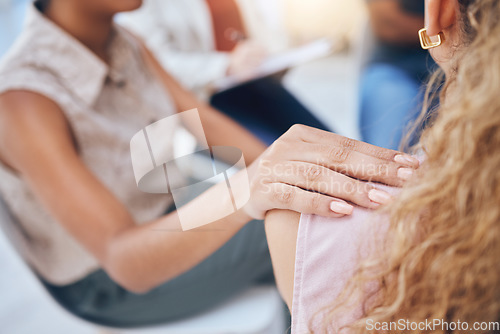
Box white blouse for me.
[0,4,182,285]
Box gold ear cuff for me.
[418,28,445,50]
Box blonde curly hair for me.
[319,0,500,332]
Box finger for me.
[284,124,419,167]
[270,162,382,209]
[329,198,355,215]
[292,143,416,187]
[267,183,352,218]
[368,188,394,205]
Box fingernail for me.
[394,154,419,166]
[368,189,392,204]
[330,201,354,215]
[397,167,414,181]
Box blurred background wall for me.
[284,0,366,44]
[0,0,30,57]
[0,0,366,58]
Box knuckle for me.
[274,188,295,205]
[302,165,322,182]
[288,124,306,136]
[267,139,287,157]
[309,193,323,211]
[372,149,390,160]
[329,147,350,163]
[340,137,357,151]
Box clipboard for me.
[213,38,337,92]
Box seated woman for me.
[0,0,417,328]
[267,0,500,332]
[119,0,330,144]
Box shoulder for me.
[0,55,72,114]
[0,91,70,142]
[0,91,71,152]
[265,210,300,234]
[0,90,62,114]
[0,8,51,76]
[0,9,83,103]
[0,26,67,104]
[0,90,73,172]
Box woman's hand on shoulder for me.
[242,124,419,219]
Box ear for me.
[426,0,458,36]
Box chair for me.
[0,197,286,334]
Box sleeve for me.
[0,68,72,111]
[292,212,372,333]
[292,184,398,333]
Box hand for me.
[241,125,419,219]
[227,40,267,80]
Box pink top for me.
[292,185,399,333]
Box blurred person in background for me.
[119,0,329,144]
[359,0,435,149]
[0,0,413,327]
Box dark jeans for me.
[42,179,275,328]
[43,221,274,328]
[211,75,329,145]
